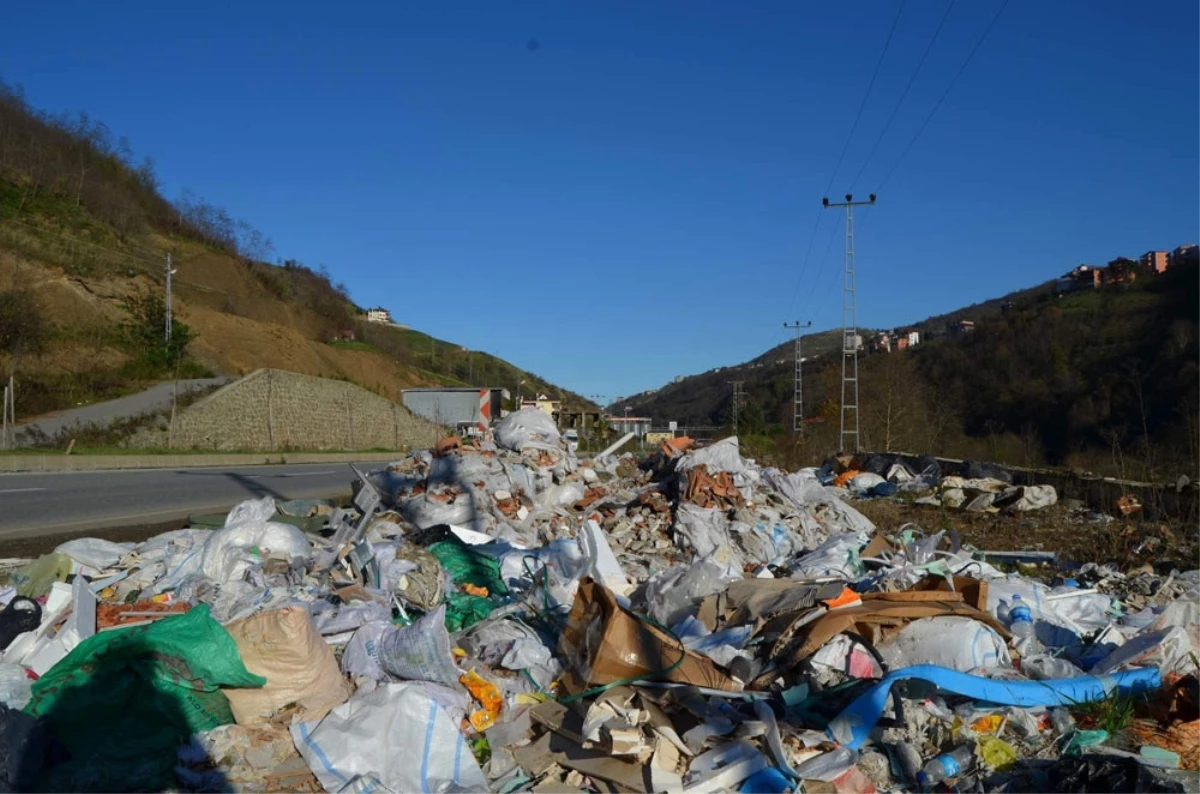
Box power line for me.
[788,0,906,316]
[876,0,1011,192]
[848,0,958,191]
[812,213,847,313]
[785,212,825,314]
[822,0,909,197]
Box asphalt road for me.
[13,377,231,440]
[0,461,370,541]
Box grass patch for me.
[1073,693,1141,735]
[326,339,380,353]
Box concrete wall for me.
[403,389,484,427]
[130,369,442,451]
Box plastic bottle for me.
[916,745,975,787]
[1050,707,1075,734]
[1007,595,1043,654]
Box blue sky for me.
[2,1,1196,402]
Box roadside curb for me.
[0,451,404,474]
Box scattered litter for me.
[3,432,1193,792]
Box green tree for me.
[0,289,49,366]
[121,289,193,372]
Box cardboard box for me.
[559,577,739,692]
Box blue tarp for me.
[827,664,1161,750]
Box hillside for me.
[611,328,843,427]
[616,263,1199,480]
[0,79,591,436]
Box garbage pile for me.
[825,452,1061,513]
[1,408,1197,793]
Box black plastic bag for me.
[0,704,46,792]
[0,597,41,651]
[1048,754,1185,794]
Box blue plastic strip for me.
[297,722,349,786]
[420,700,438,793]
[828,664,1161,750]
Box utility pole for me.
[726,380,745,437]
[822,193,876,453]
[783,320,812,435]
[165,253,176,345]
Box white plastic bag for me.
[790,531,871,579]
[493,408,562,452]
[53,537,132,570]
[399,492,476,531]
[199,520,310,586]
[377,606,462,689]
[0,662,32,709]
[292,682,485,794]
[225,496,279,526]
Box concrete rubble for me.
[0,408,1196,792]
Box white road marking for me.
[245,470,338,478]
[0,487,47,494]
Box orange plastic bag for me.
[460,669,503,732]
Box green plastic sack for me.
[428,539,508,632]
[4,553,74,597]
[428,538,509,596]
[443,590,495,632]
[24,604,265,792]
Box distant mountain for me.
[611,329,843,428]
[615,261,1199,481]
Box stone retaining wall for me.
[130,369,442,451]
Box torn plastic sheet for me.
[673,616,753,668]
[673,503,733,560]
[793,746,858,782]
[735,520,808,567]
[1091,626,1198,678]
[827,664,1162,750]
[762,468,875,536]
[675,437,751,477]
[994,484,1058,512]
[752,699,800,780]
[789,531,871,579]
[684,739,770,793]
[647,558,741,628]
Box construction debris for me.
[0,410,1195,792]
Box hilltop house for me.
[365,307,393,324]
